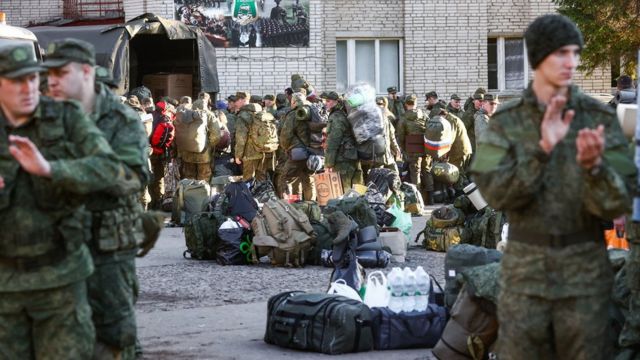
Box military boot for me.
[327,211,358,265]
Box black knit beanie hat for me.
[524,14,584,69]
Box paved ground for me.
[136,207,443,359]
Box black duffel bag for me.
[264,291,374,354]
[371,304,447,350]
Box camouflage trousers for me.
[180,161,212,182]
[242,154,275,182]
[406,153,433,203]
[497,290,610,359]
[332,161,364,193]
[0,281,95,359]
[283,159,316,201]
[88,251,139,359]
[149,154,166,210]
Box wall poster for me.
[175,0,310,48]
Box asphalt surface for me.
[136,207,443,359]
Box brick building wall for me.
[2,0,63,26]
[1,0,612,96]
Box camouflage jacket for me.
[427,100,447,118]
[471,84,635,298]
[397,109,428,155]
[473,108,490,149]
[387,98,405,121]
[0,97,131,292]
[86,83,151,256]
[280,102,312,152]
[265,105,277,117]
[443,112,472,171]
[325,105,358,167]
[178,108,224,164]
[447,103,465,119]
[461,105,479,151]
[234,103,262,160]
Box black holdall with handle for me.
[264,291,374,355]
[371,304,448,350]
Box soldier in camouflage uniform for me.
[397,94,432,203]
[280,92,316,200]
[263,94,277,117]
[45,39,150,360]
[470,15,636,360]
[461,91,484,152]
[425,91,447,118]
[386,86,404,123]
[324,91,363,192]
[446,93,465,119]
[0,43,132,359]
[473,93,499,149]
[235,99,277,182]
[176,99,224,181]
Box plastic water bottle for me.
[414,266,431,311]
[402,267,417,312]
[387,267,404,313]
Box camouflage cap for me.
[0,43,45,79]
[43,38,96,68]
[425,91,438,99]
[263,94,275,101]
[404,94,418,105]
[484,94,500,104]
[472,93,485,100]
[387,86,398,94]
[319,91,329,99]
[325,91,340,101]
[227,94,238,102]
[249,94,262,103]
[450,93,461,100]
[235,91,249,99]
[473,87,487,96]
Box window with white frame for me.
[488,37,528,92]
[336,39,403,94]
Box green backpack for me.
[416,205,465,252]
[325,196,379,231]
[251,199,315,267]
[249,111,279,153]
[183,212,218,260]
[291,200,323,222]
[461,207,506,249]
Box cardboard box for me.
[142,73,192,100]
[314,171,343,206]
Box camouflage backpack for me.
[416,205,465,252]
[183,212,218,260]
[251,199,315,267]
[249,111,279,153]
[461,207,506,249]
[174,108,209,153]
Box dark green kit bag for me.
[183,212,218,260]
[264,291,374,354]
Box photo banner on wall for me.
[175,0,310,48]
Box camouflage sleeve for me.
[388,120,401,158]
[234,115,249,160]
[397,119,406,150]
[582,112,636,220]
[324,114,346,167]
[279,113,295,151]
[108,106,151,190]
[208,113,222,150]
[469,117,547,210]
[449,117,473,170]
[49,101,133,195]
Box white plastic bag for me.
[363,271,390,308]
[327,279,362,302]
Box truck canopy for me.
[30,13,219,95]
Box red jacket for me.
[150,120,175,155]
